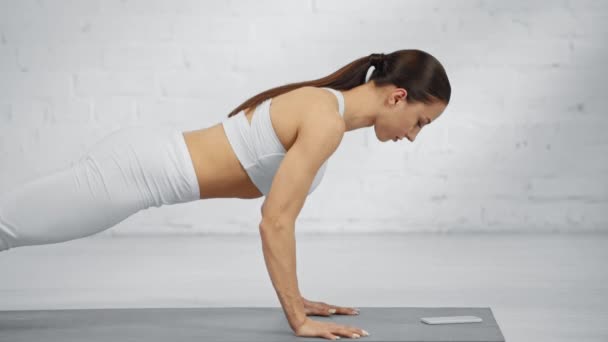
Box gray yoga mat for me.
[0,306,505,342]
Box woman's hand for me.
[294,317,368,340]
[302,296,360,317]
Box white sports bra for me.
[221,87,345,196]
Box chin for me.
[380,134,391,142]
[374,126,388,142]
[375,132,387,142]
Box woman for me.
[0,49,451,340]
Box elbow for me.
[259,216,292,231]
[259,200,297,230]
[259,204,289,230]
[259,217,280,231]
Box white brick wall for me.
[0,0,606,235]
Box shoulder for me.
[296,86,341,112]
[289,87,344,160]
[293,86,345,133]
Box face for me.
[373,88,446,143]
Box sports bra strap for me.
[321,87,345,117]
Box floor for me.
[1,232,607,342]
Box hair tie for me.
[369,53,385,68]
[366,53,386,82]
[365,65,375,83]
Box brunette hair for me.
[227,49,451,118]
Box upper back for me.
[243,86,345,152]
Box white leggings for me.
[0,125,200,252]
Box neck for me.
[340,82,387,132]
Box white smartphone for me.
[420,315,483,325]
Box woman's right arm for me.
[258,106,344,332]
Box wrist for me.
[291,315,308,332]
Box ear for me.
[393,88,408,104]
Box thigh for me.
[0,155,144,250]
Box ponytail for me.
[227,49,450,118]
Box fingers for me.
[294,316,369,340]
[323,332,340,340]
[333,327,361,339]
[303,306,331,317]
[330,324,369,339]
[305,302,334,317]
[326,307,357,316]
[303,299,360,316]
[321,303,359,316]
[330,305,360,315]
